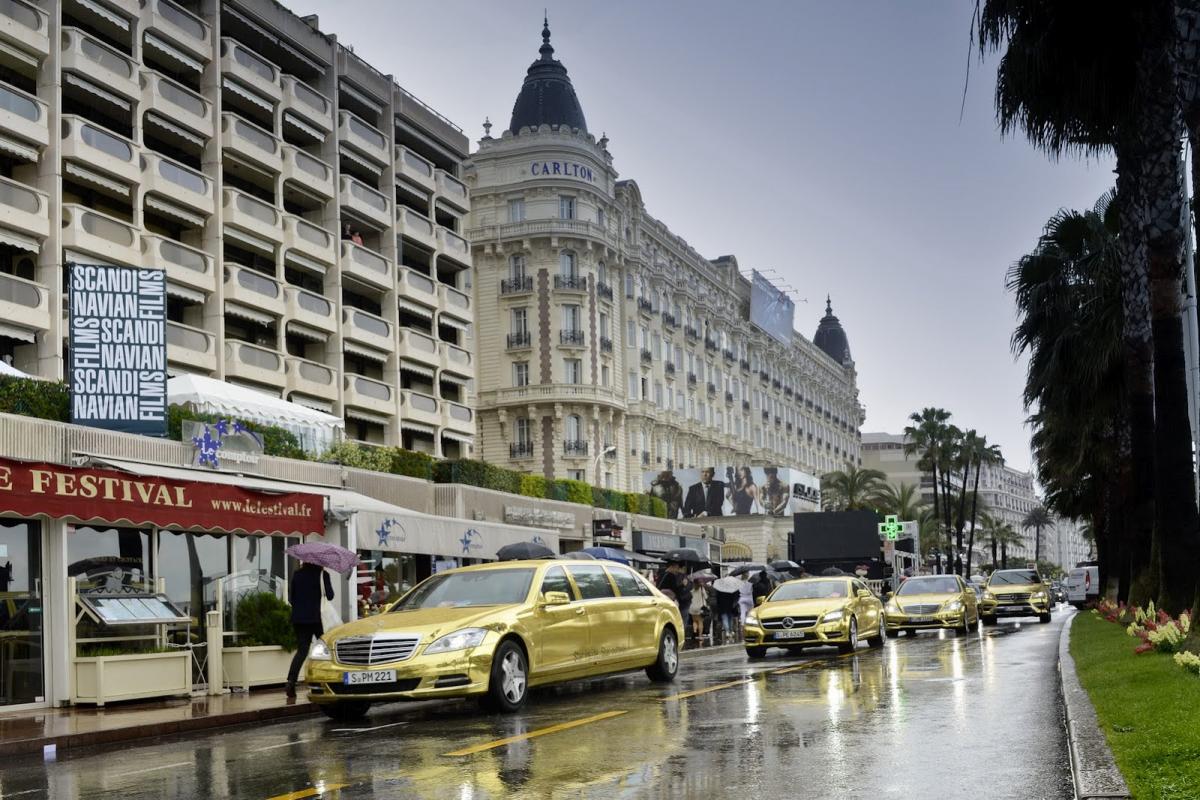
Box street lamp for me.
[593,445,616,481]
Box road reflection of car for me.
[743,576,884,658]
[884,574,979,635]
[980,568,1052,624]
[305,559,684,718]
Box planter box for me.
[72,651,192,706]
[222,645,294,690]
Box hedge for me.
[519,474,548,499]
[0,377,69,422]
[433,459,522,494]
[169,407,308,461]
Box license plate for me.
[909,615,935,623]
[774,630,806,640]
[343,669,396,685]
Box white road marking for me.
[249,739,317,753]
[2,789,45,798]
[332,721,409,734]
[123,761,191,776]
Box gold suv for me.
[884,574,979,635]
[980,568,1053,624]
[305,560,684,719]
[743,576,885,658]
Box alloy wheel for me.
[662,630,678,674]
[500,650,526,703]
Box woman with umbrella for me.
[284,542,357,699]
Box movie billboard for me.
[750,270,795,346]
[644,466,821,519]
[68,263,167,436]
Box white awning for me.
[0,228,39,254]
[339,146,382,176]
[0,135,37,162]
[222,225,274,255]
[282,111,325,142]
[277,39,326,75]
[224,5,277,43]
[222,77,274,114]
[224,301,274,326]
[438,372,469,387]
[287,393,333,414]
[338,81,383,115]
[343,341,387,362]
[440,431,474,445]
[78,0,130,30]
[400,420,436,435]
[355,508,558,560]
[145,195,205,228]
[145,112,206,148]
[166,281,206,303]
[282,249,328,275]
[399,360,433,379]
[144,32,202,73]
[438,316,469,333]
[0,40,37,70]
[0,322,35,342]
[398,298,433,319]
[285,321,329,342]
[64,73,131,111]
[64,162,129,196]
[345,407,391,425]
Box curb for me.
[680,643,741,660]
[1059,612,1132,800]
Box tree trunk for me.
[941,467,954,572]
[929,462,941,574]
[1001,541,1008,570]
[965,457,983,578]
[955,461,970,576]
[991,534,998,573]
[1034,526,1042,564]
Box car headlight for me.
[885,601,901,613]
[424,627,488,654]
[745,612,759,625]
[983,591,995,601]
[1032,591,1048,601]
[822,609,845,623]
[308,639,331,661]
[943,599,964,612]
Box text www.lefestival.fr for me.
[209,499,314,517]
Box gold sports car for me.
[743,576,885,658]
[305,559,684,719]
[980,568,1053,624]
[884,574,980,635]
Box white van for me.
[1066,563,1100,608]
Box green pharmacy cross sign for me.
[879,515,903,540]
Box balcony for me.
[0,175,47,241]
[723,349,735,362]
[399,266,438,307]
[596,281,613,301]
[640,349,652,364]
[687,373,697,386]
[61,115,138,184]
[283,215,336,266]
[61,204,140,266]
[337,110,388,167]
[485,384,623,410]
[560,329,586,347]
[441,342,472,376]
[740,359,750,372]
[140,0,212,65]
[637,297,653,315]
[553,274,587,292]
[684,326,699,342]
[506,331,531,351]
[725,391,734,404]
[510,441,535,459]
[599,336,613,353]
[401,389,440,428]
[707,382,717,396]
[398,328,439,367]
[223,264,284,318]
[285,356,337,403]
[500,276,533,295]
[435,169,469,212]
[704,338,718,352]
[661,311,677,329]
[342,307,394,354]
[166,321,215,371]
[0,83,47,151]
[0,271,47,335]
[339,175,391,230]
[395,145,435,192]
[743,400,751,412]
[62,28,138,102]
[284,285,335,336]
[772,379,782,390]
[563,440,589,457]
[344,374,394,417]
[760,371,770,383]
[0,0,48,59]
[442,401,474,435]
[437,227,471,267]
[439,284,471,316]
[222,189,283,247]
[397,206,437,251]
[221,113,282,174]
[140,70,213,140]
[225,341,285,389]
[280,75,333,138]
[220,38,280,104]
[664,361,675,375]
[140,151,214,217]
[282,144,334,200]
[340,241,393,292]
[142,234,212,295]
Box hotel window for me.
[560,251,578,278]
[564,358,582,384]
[625,272,634,298]
[568,469,585,481]
[599,312,609,338]
[515,417,531,446]
[559,196,575,220]
[597,208,605,227]
[509,254,526,281]
[508,198,525,222]
[565,414,582,441]
[513,362,529,387]
[601,365,610,386]
[511,307,528,335]
[597,261,607,285]
[629,371,638,398]
[562,304,581,331]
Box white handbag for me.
[320,594,343,632]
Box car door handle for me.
[575,607,585,615]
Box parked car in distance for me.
[1066,563,1100,608]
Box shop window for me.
[68,526,151,590]
[0,519,42,706]
[157,531,227,622]
[356,551,416,613]
[231,534,295,587]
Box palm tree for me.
[820,467,887,511]
[871,482,925,522]
[1023,506,1053,565]
[904,408,952,567]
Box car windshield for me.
[391,569,535,610]
[897,576,959,595]
[990,570,1041,586]
[769,580,849,601]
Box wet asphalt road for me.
[0,609,1074,800]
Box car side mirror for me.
[755,596,764,607]
[541,591,571,606]
[884,591,894,600]
[856,589,872,599]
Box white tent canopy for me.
[168,374,343,454]
[0,359,28,378]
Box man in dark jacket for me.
[751,570,774,604]
[681,468,726,518]
[286,562,334,698]
[657,562,692,626]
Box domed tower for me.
[814,296,852,365]
[508,17,588,133]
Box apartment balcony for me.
[560,329,586,348]
[165,321,216,372]
[740,359,750,372]
[225,341,286,389]
[437,227,471,268]
[140,0,212,66]
[280,75,333,138]
[707,382,717,397]
[0,175,47,241]
[397,206,437,251]
[283,214,336,266]
[725,391,734,404]
[345,374,395,417]
[499,276,533,296]
[637,297,653,315]
[760,370,770,384]
[395,145,436,193]
[704,338,718,353]
[0,83,47,152]
[220,38,281,104]
[687,373,697,386]
[596,281,613,301]
[684,326,699,342]
[285,356,337,403]
[399,267,439,307]
[398,328,440,368]
[600,336,613,354]
[639,349,652,364]
[223,264,285,318]
[61,28,138,102]
[221,113,282,174]
[284,285,336,336]
[281,144,334,200]
[506,331,531,351]
[510,441,534,459]
[553,274,587,292]
[342,307,394,355]
[61,204,140,266]
[664,361,674,375]
[140,151,214,217]
[563,440,589,457]
[340,241,393,292]
[486,384,623,411]
[142,234,212,296]
[743,400,751,412]
[61,115,138,184]
[439,284,471,316]
[337,110,388,167]
[441,342,472,376]
[0,271,48,336]
[0,0,48,59]
[442,401,474,435]
[661,311,677,329]
[723,348,735,362]
[140,70,213,140]
[400,389,440,429]
[339,175,391,230]
[435,169,469,212]
[222,189,283,247]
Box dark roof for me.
[507,17,588,135]
[814,296,852,364]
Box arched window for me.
[566,414,582,442]
[559,251,577,278]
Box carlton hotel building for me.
[467,22,864,491]
[0,0,476,455]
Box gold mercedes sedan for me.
[980,568,1053,624]
[743,576,885,658]
[305,560,684,719]
[884,574,980,635]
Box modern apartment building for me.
[0,0,475,456]
[466,21,864,491]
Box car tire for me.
[646,628,680,683]
[745,646,767,659]
[318,701,371,721]
[485,639,529,713]
[1039,613,1052,624]
[838,618,858,654]
[868,617,885,648]
[982,614,996,626]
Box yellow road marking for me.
[442,710,627,756]
[660,676,758,701]
[266,784,348,800]
[770,661,823,675]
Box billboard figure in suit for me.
[682,467,726,518]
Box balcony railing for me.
[760,371,770,383]
[743,400,751,411]
[661,311,677,329]
[599,336,613,353]
[510,441,534,459]
[637,297,653,314]
[563,440,589,456]
[704,338,718,352]
[725,391,734,404]
[723,348,735,362]
[740,359,750,371]
[665,362,675,375]
[687,372,697,385]
[500,275,532,294]
[707,382,717,395]
[554,274,587,291]
[507,331,531,350]
[640,349,653,364]
[560,329,585,346]
[684,326,699,341]
[596,281,613,301]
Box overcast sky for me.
[302,0,1114,473]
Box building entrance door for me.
[0,520,43,706]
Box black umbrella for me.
[730,563,768,577]
[663,547,706,565]
[561,550,597,560]
[771,560,801,572]
[820,567,846,576]
[496,542,556,561]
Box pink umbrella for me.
[689,570,716,584]
[286,542,359,575]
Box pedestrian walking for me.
[738,576,754,624]
[689,579,710,643]
[286,561,334,698]
[657,562,692,626]
[751,570,773,605]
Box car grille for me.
[997,593,1031,602]
[761,616,818,629]
[334,635,421,666]
[901,604,941,615]
[328,678,421,695]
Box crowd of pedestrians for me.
[651,560,793,646]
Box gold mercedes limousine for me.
[743,576,885,658]
[304,559,684,719]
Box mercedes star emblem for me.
[782,617,794,629]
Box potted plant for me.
[222,591,297,690]
[72,640,192,707]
